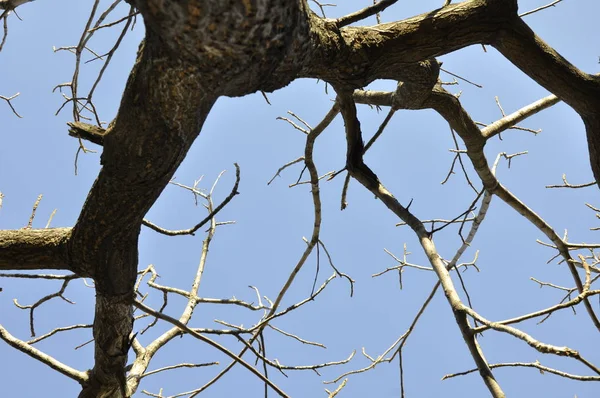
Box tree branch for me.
[0,228,72,272]
[0,323,88,383]
[334,87,506,398]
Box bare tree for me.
[1,1,599,397]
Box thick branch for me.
[493,17,600,116]
[302,0,517,86]
[67,122,108,146]
[72,35,217,398]
[301,1,600,185]
[0,228,72,271]
[493,17,600,184]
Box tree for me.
[1,0,599,397]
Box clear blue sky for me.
[1,0,599,397]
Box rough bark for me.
[72,35,218,397]
[1,1,599,396]
[0,228,71,271]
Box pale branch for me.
[132,300,290,398]
[530,277,574,293]
[146,278,268,311]
[325,338,404,384]
[190,103,339,396]
[394,189,492,394]
[208,272,339,338]
[258,103,335,316]
[353,89,560,141]
[546,174,596,189]
[253,272,337,332]
[356,182,492,392]
[277,115,309,134]
[3,1,599,397]
[287,110,313,131]
[237,336,354,372]
[373,82,600,331]
[0,323,88,383]
[325,378,348,398]
[472,288,600,335]
[309,0,335,19]
[463,306,600,375]
[141,362,219,379]
[0,92,22,117]
[128,187,222,395]
[268,157,305,185]
[289,170,335,187]
[481,94,560,140]
[448,194,490,268]
[268,324,325,348]
[335,88,505,398]
[519,0,565,18]
[443,361,600,382]
[327,277,440,387]
[27,324,92,345]
[45,209,57,229]
[374,245,433,282]
[25,194,43,229]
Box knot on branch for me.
[391,59,439,109]
[67,122,109,146]
[392,81,434,110]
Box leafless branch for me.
[0,324,88,383]
[142,164,240,236]
[443,360,600,381]
[0,92,22,117]
[519,0,565,17]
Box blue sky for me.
[1,0,599,397]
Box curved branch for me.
[334,87,506,398]
[423,86,600,331]
[0,324,88,383]
[132,300,290,398]
[302,0,517,86]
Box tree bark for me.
[2,1,600,396]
